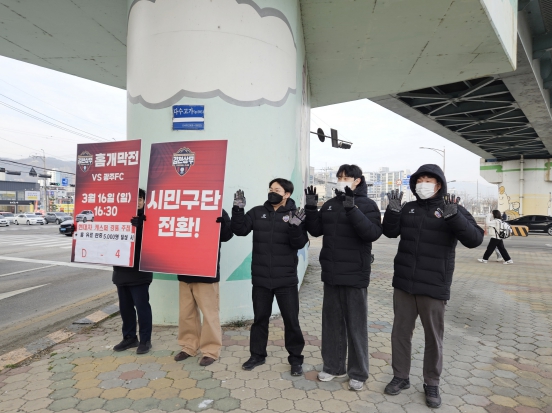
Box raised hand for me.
[387,189,404,213]
[443,193,459,220]
[233,189,246,209]
[289,208,306,226]
[304,186,318,208]
[130,214,146,228]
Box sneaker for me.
[317,371,347,382]
[477,259,488,263]
[291,365,303,376]
[199,357,216,366]
[496,257,504,262]
[424,384,442,408]
[504,260,514,265]
[113,336,138,352]
[384,376,410,395]
[174,351,192,362]
[348,378,364,391]
[242,357,265,371]
[136,341,152,354]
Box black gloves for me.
[289,208,306,226]
[343,186,355,211]
[387,189,404,213]
[444,193,460,220]
[304,186,318,209]
[216,216,225,227]
[130,215,146,228]
[233,189,246,209]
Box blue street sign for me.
[173,105,205,130]
[402,179,410,185]
[406,175,411,178]
[62,177,68,186]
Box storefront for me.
[0,181,41,213]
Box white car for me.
[0,216,9,227]
[0,212,16,224]
[76,210,94,223]
[14,213,42,225]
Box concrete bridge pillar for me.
[126,0,310,324]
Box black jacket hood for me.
[409,164,447,200]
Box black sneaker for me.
[242,357,265,371]
[136,341,152,355]
[113,336,139,352]
[384,376,410,395]
[424,384,442,408]
[291,365,303,376]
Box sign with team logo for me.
[72,140,141,267]
[140,140,228,277]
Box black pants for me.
[391,288,446,386]
[483,238,511,261]
[117,284,152,343]
[322,283,369,382]
[250,285,304,366]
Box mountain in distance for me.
[0,157,76,183]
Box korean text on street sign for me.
[72,140,141,266]
[173,105,205,130]
[62,177,68,186]
[140,140,228,277]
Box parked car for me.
[14,213,43,225]
[0,212,16,224]
[59,218,75,236]
[0,216,9,227]
[45,212,73,224]
[75,210,94,223]
[505,215,552,235]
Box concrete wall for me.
[480,158,552,218]
[126,0,310,324]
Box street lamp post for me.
[31,149,47,213]
[420,146,446,175]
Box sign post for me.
[140,140,227,276]
[71,140,141,266]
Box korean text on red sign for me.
[140,140,228,276]
[72,140,141,266]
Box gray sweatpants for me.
[391,288,446,386]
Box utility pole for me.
[31,149,48,213]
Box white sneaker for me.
[504,260,514,265]
[349,378,364,391]
[317,371,347,382]
[496,257,504,262]
[477,259,488,263]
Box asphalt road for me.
[0,223,117,353]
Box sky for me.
[0,55,495,197]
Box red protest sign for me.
[140,140,228,276]
[72,140,141,266]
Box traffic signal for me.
[331,129,338,148]
[51,182,60,186]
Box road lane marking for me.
[0,265,58,278]
[0,256,112,271]
[0,284,49,301]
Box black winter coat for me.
[231,198,309,289]
[305,179,382,288]
[383,164,484,300]
[112,208,153,287]
[178,209,233,283]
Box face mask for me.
[335,182,352,192]
[268,192,283,205]
[416,182,437,200]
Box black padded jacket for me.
[231,198,309,290]
[304,178,382,288]
[382,164,484,300]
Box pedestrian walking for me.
[231,178,309,376]
[112,188,153,355]
[478,210,513,264]
[382,165,483,408]
[304,164,382,392]
[173,209,233,366]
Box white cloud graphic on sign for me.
[127,0,297,108]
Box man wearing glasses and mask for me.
[231,178,309,376]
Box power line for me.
[0,158,76,175]
[0,136,75,161]
[0,99,111,143]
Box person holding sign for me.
[231,179,309,376]
[303,164,382,392]
[173,209,233,366]
[112,188,153,355]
